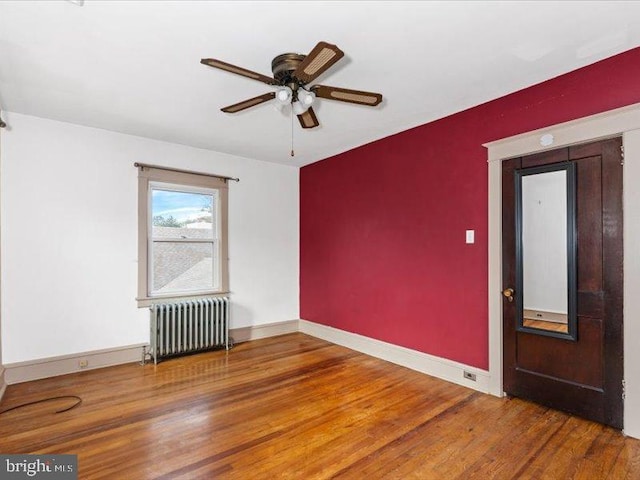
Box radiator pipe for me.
[140,345,153,366]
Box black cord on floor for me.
[0,395,82,415]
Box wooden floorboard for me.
[1,333,638,479]
[523,318,568,333]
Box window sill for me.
[136,292,231,308]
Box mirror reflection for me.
[521,170,569,334]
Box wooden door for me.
[502,137,623,428]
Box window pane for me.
[152,242,217,294]
[152,189,216,240]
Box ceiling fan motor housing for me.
[272,53,306,90]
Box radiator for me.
[150,297,231,363]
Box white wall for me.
[0,129,4,396]
[0,112,299,364]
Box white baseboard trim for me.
[0,366,7,402]
[231,319,299,343]
[523,309,567,324]
[3,319,489,393]
[4,344,147,385]
[3,320,300,385]
[299,319,491,394]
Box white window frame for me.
[148,181,220,297]
[137,166,229,307]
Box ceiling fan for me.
[200,41,383,129]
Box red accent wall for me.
[300,47,640,369]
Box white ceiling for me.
[1,1,640,167]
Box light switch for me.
[466,230,475,244]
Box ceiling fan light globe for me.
[298,89,316,106]
[276,87,292,104]
[292,101,308,115]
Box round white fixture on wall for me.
[540,133,554,147]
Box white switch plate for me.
[466,230,475,244]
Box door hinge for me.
[621,144,625,165]
[622,379,626,400]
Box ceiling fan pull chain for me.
[291,106,295,157]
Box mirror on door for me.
[515,162,577,340]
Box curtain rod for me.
[134,162,240,182]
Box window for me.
[137,166,228,306]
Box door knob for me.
[502,288,515,302]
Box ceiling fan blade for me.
[293,41,344,84]
[221,92,276,113]
[313,85,383,106]
[297,107,320,129]
[200,58,276,85]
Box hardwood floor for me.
[1,333,639,479]
[523,318,569,333]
